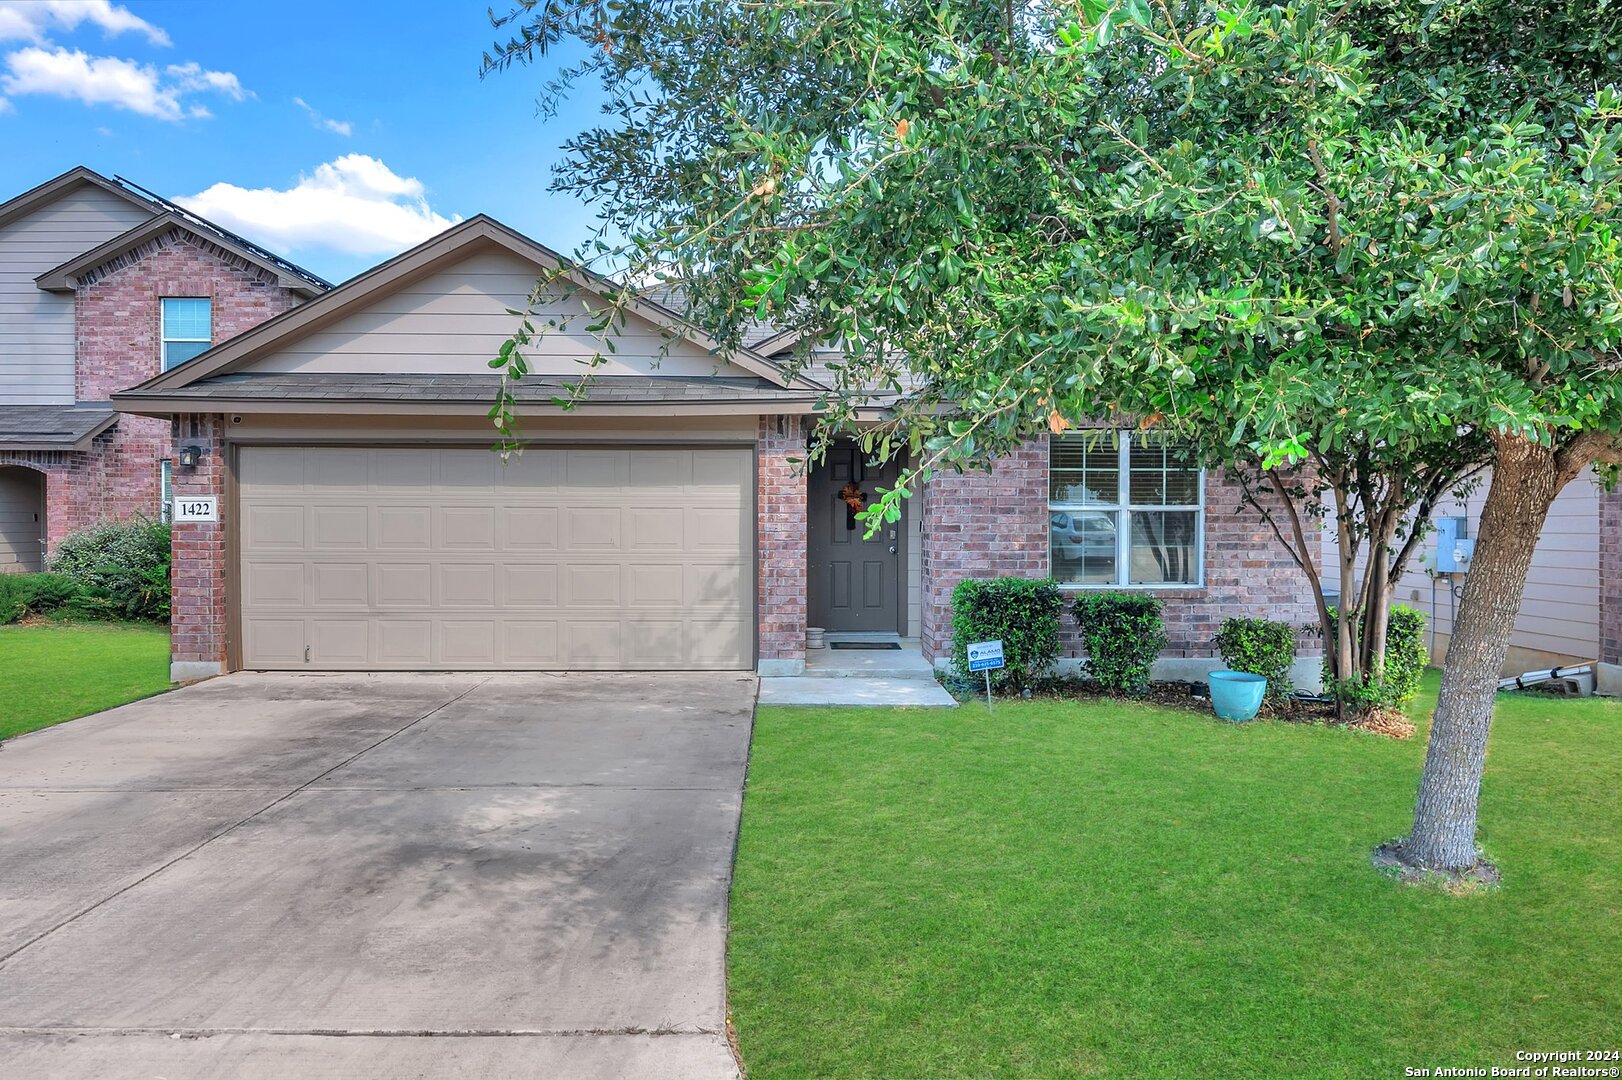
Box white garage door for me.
[237,445,753,670]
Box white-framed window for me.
[161,297,212,370]
[1049,432,1204,588]
[159,459,173,523]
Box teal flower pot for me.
[1208,671,1267,722]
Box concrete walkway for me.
[0,671,755,1079]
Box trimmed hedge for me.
[0,572,82,624]
[1322,604,1430,708]
[1214,616,1297,702]
[1074,592,1166,696]
[50,519,171,622]
[950,577,1064,691]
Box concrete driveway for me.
[0,671,756,1079]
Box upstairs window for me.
[161,298,212,370]
[1049,432,1204,588]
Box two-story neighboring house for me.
[0,167,327,571]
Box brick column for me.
[918,440,1050,663]
[169,413,228,682]
[1601,489,1622,667]
[756,415,808,675]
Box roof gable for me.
[0,166,158,232]
[35,212,328,297]
[130,216,815,392]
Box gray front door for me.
[807,445,902,633]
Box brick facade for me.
[918,442,1050,659]
[917,435,1322,667]
[1601,489,1622,666]
[756,415,809,674]
[168,414,229,679]
[0,228,298,562]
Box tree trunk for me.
[1404,436,1561,870]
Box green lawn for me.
[0,621,171,740]
[729,675,1622,1078]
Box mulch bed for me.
[972,679,1415,739]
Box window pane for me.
[1128,436,1199,505]
[163,340,210,370]
[162,297,211,340]
[1051,510,1118,585]
[1049,436,1119,504]
[1128,511,1200,585]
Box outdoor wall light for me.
[177,445,203,468]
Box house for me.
[112,214,1325,682]
[0,167,327,572]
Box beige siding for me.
[1321,469,1601,666]
[0,185,153,404]
[247,249,758,378]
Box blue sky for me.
[0,0,608,282]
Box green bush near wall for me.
[950,577,1065,692]
[49,519,172,623]
[0,573,83,624]
[1073,592,1167,696]
[1214,616,1298,702]
[1322,604,1430,708]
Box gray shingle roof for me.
[117,372,820,406]
[0,405,117,450]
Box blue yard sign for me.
[967,640,1005,672]
[967,639,1005,711]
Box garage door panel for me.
[504,620,560,664]
[440,563,497,607]
[371,449,433,490]
[376,506,433,549]
[311,448,369,490]
[244,562,305,607]
[626,506,683,551]
[440,506,496,549]
[239,446,751,670]
[312,620,370,664]
[377,620,433,665]
[243,618,306,664]
[441,620,498,665]
[312,562,369,606]
[503,564,559,607]
[502,506,558,550]
[312,505,369,548]
[626,563,685,607]
[564,449,629,491]
[376,563,432,606]
[564,507,621,551]
[624,619,685,666]
[565,564,621,607]
[436,451,499,491]
[244,504,304,549]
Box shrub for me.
[1214,616,1297,702]
[950,577,1064,691]
[1322,604,1431,708]
[0,572,83,624]
[50,518,171,622]
[1074,592,1166,696]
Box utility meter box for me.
[1434,515,1475,574]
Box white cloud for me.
[0,1,169,46]
[293,96,352,136]
[0,45,243,120]
[0,96,11,114]
[176,156,460,258]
